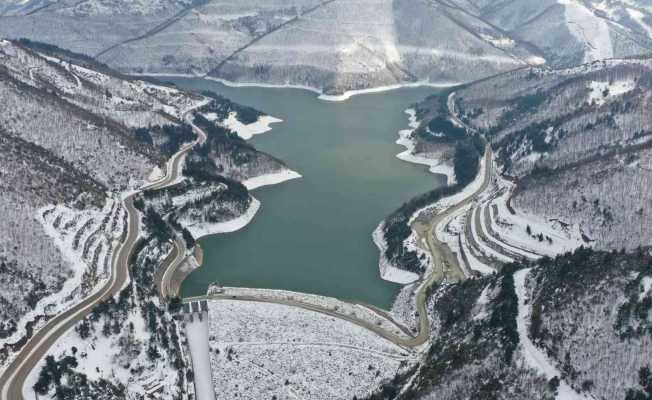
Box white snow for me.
[194,286,412,340]
[149,75,460,103]
[242,169,302,191]
[147,166,164,182]
[183,198,260,239]
[0,200,123,358]
[478,202,540,260]
[514,268,590,400]
[424,152,486,213]
[469,206,515,263]
[627,7,652,37]
[479,33,515,48]
[434,203,496,275]
[22,305,181,400]
[640,276,652,301]
[528,56,547,65]
[185,314,216,400]
[372,223,420,284]
[558,0,613,62]
[472,284,492,321]
[588,79,636,106]
[489,176,585,257]
[203,299,415,400]
[460,227,496,275]
[222,112,283,140]
[395,109,456,184]
[317,81,459,102]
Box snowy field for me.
[557,0,613,62]
[22,304,183,400]
[204,300,416,400]
[221,112,283,140]
[197,286,413,341]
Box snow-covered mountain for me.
[0,40,291,398]
[0,37,203,373]
[413,55,652,251]
[369,248,651,400]
[370,52,652,399]
[1,0,651,94]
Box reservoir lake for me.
[170,78,446,309]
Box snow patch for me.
[242,169,302,191]
[183,198,260,239]
[480,33,515,48]
[318,82,459,102]
[627,8,652,38]
[491,176,584,257]
[204,299,415,400]
[395,109,456,184]
[558,0,613,62]
[588,79,636,106]
[640,276,652,301]
[222,112,283,140]
[372,223,420,284]
[147,166,164,183]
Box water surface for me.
[170,78,446,309]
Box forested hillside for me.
[418,58,652,250]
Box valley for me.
[0,1,651,397]
[170,78,446,308]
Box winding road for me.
[188,146,493,349]
[0,107,208,400]
[0,87,495,399]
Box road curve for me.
[0,197,139,400]
[0,108,206,400]
[157,236,186,298]
[189,147,493,349]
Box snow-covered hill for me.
[414,56,652,251]
[0,38,185,371]
[1,0,650,93]
[365,248,651,400]
[0,39,203,389]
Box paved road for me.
[190,147,494,349]
[152,116,210,299]
[156,236,186,298]
[0,196,139,400]
[0,108,206,400]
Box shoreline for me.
[184,167,303,239]
[222,113,284,141]
[132,72,460,103]
[243,169,302,191]
[372,223,420,285]
[395,109,456,185]
[185,197,261,241]
[177,168,302,294]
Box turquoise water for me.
[171,78,446,309]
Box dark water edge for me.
[168,78,446,309]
